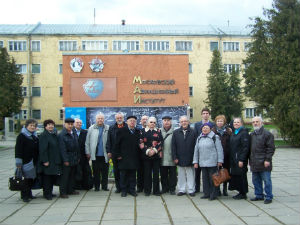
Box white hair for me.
[147,116,157,123]
[252,116,263,123]
[115,112,124,119]
[74,118,82,123]
[96,112,105,119]
[179,115,189,122]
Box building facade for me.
[0,23,256,125]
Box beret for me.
[65,118,75,123]
[127,115,137,120]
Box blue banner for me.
[65,107,87,129]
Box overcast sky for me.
[1,0,273,27]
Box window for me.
[0,41,3,48]
[16,64,27,74]
[32,110,41,120]
[189,63,193,73]
[244,42,251,52]
[31,40,40,51]
[59,40,77,51]
[144,41,169,51]
[175,41,192,51]
[224,64,240,73]
[210,41,219,51]
[113,40,139,51]
[20,110,27,119]
[22,87,27,96]
[32,64,41,74]
[82,40,108,50]
[59,109,64,120]
[189,108,194,119]
[32,87,41,97]
[189,86,193,96]
[59,64,63,74]
[223,42,239,52]
[9,40,27,51]
[245,108,256,118]
[59,87,63,97]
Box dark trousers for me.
[60,165,76,195]
[112,158,121,191]
[20,178,33,200]
[137,161,144,191]
[120,169,136,193]
[160,166,177,192]
[195,167,202,192]
[144,159,160,194]
[201,167,218,198]
[43,174,57,198]
[92,156,109,190]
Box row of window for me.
[0,40,251,52]
[16,63,241,75]
[189,107,257,119]
[15,109,64,120]
[22,87,63,97]
[16,64,62,74]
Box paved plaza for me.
[0,142,299,225]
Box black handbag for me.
[9,168,28,191]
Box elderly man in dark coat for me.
[250,116,275,204]
[58,118,80,198]
[114,115,140,197]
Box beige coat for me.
[161,126,175,166]
[85,124,110,162]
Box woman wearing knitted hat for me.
[193,123,224,200]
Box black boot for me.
[223,182,228,196]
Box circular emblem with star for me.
[89,58,104,72]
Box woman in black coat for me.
[38,119,62,200]
[229,117,250,200]
[15,119,39,202]
[212,115,232,196]
[140,117,163,196]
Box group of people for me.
[15,107,275,205]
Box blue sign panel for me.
[65,107,87,129]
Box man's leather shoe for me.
[137,188,143,193]
[22,198,30,202]
[170,191,176,195]
[70,191,80,195]
[94,188,100,192]
[189,193,195,197]
[264,199,272,204]
[154,192,161,196]
[129,191,137,197]
[250,197,264,201]
[60,194,69,199]
[52,194,57,197]
[45,196,52,200]
[121,192,127,197]
[102,188,109,191]
[177,192,185,196]
[115,189,121,193]
[201,195,209,199]
[209,196,217,201]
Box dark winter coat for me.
[171,126,197,167]
[250,127,275,172]
[212,127,232,170]
[114,127,140,170]
[58,128,80,166]
[140,127,163,160]
[15,133,39,166]
[106,122,127,156]
[74,128,88,164]
[229,127,250,175]
[38,130,62,175]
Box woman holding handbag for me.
[193,123,223,200]
[212,115,232,196]
[15,119,39,202]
